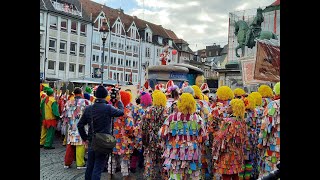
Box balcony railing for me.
[51,1,82,17]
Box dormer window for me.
[158,37,163,44]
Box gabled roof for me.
[174,39,188,45]
[41,0,91,22]
[220,44,228,55]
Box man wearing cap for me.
[40,87,60,149]
[78,85,124,180]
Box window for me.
[169,40,172,47]
[59,62,65,71]
[93,31,100,45]
[49,38,57,51]
[216,51,219,56]
[61,18,67,31]
[40,13,44,26]
[50,15,58,28]
[121,59,123,66]
[48,61,55,70]
[145,47,150,58]
[80,23,86,36]
[158,37,163,44]
[133,61,135,68]
[129,60,131,67]
[69,63,75,72]
[96,55,99,62]
[93,54,96,62]
[156,49,160,57]
[209,51,212,56]
[79,44,85,56]
[110,57,113,64]
[71,21,77,34]
[126,60,128,66]
[70,42,77,55]
[118,58,120,65]
[60,40,67,53]
[79,65,84,73]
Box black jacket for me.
[77,99,124,142]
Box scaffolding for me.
[227,7,280,62]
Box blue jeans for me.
[85,146,107,180]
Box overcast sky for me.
[92,0,275,51]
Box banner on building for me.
[254,40,280,82]
[241,59,267,85]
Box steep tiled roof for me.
[164,29,179,39]
[41,0,91,22]
[174,39,188,45]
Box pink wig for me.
[140,92,152,107]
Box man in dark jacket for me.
[78,85,124,180]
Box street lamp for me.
[99,18,109,86]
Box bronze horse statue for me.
[234,8,278,57]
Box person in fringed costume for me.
[257,82,280,178]
[107,91,135,179]
[208,86,234,137]
[233,88,246,100]
[62,88,91,169]
[40,87,60,149]
[193,84,212,179]
[239,94,260,180]
[130,92,152,172]
[208,86,234,179]
[142,91,168,179]
[212,99,248,180]
[159,93,208,180]
[258,85,274,109]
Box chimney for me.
[118,8,124,13]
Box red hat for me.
[144,81,149,89]
[200,83,210,93]
[155,83,165,92]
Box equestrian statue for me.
[234,8,278,57]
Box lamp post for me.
[99,18,109,86]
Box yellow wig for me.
[244,94,256,111]
[177,93,196,114]
[258,85,274,98]
[230,99,245,119]
[192,85,204,100]
[250,92,262,106]
[273,82,280,95]
[233,88,246,97]
[153,90,161,95]
[152,91,167,107]
[216,86,234,101]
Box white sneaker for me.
[77,166,86,170]
[64,165,70,169]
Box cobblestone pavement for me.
[40,139,144,180]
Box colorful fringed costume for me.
[62,96,91,168]
[142,106,168,179]
[239,95,261,180]
[108,91,135,177]
[40,88,60,148]
[257,83,280,178]
[212,99,247,180]
[159,93,208,180]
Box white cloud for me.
[129,0,276,50]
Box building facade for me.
[40,0,93,83]
[80,0,175,86]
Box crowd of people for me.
[40,80,280,180]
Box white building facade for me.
[40,0,92,82]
